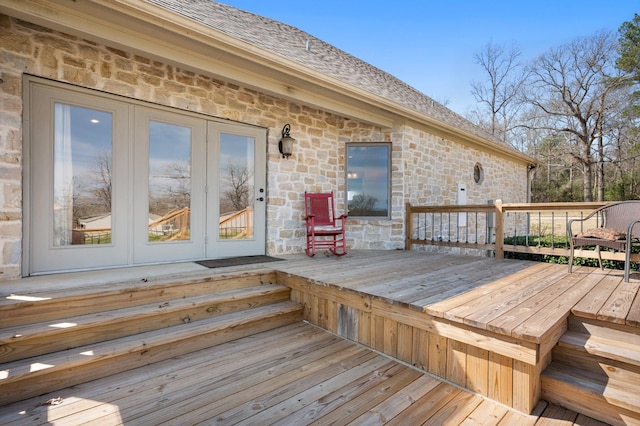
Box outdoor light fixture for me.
[279,124,295,159]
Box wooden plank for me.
[571,270,618,319]
[541,365,638,426]
[90,338,357,425]
[371,298,538,364]
[337,304,359,340]
[573,413,611,426]
[301,365,424,425]
[0,322,319,424]
[358,310,371,346]
[362,256,489,303]
[346,374,441,425]
[0,302,303,406]
[597,279,640,324]
[384,382,460,426]
[411,327,429,371]
[229,358,399,425]
[488,351,513,407]
[511,269,607,343]
[410,259,533,307]
[0,284,291,363]
[466,345,489,395]
[428,334,447,378]
[396,322,413,364]
[424,261,552,318]
[423,391,484,425]
[626,287,640,327]
[451,264,568,330]
[308,292,319,323]
[458,398,509,425]
[446,339,467,386]
[486,267,589,337]
[144,345,381,425]
[534,403,577,425]
[568,316,640,348]
[560,331,640,368]
[278,273,372,312]
[326,299,338,334]
[513,359,537,414]
[0,270,278,327]
[373,314,385,352]
[383,317,398,358]
[498,400,548,426]
[317,296,328,329]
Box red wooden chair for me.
[304,191,347,257]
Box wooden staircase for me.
[541,315,640,426]
[0,269,303,406]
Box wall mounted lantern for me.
[279,124,295,159]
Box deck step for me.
[542,361,640,426]
[0,300,303,406]
[0,269,278,328]
[558,330,640,369]
[542,316,640,426]
[0,284,291,363]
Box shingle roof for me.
[146,0,500,144]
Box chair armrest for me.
[567,218,584,238]
[627,220,640,241]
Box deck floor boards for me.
[0,323,599,426]
[274,250,639,341]
[1,250,637,425]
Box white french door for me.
[25,78,266,275]
[206,122,266,258]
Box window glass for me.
[53,103,113,246]
[346,143,390,218]
[218,133,255,239]
[148,120,192,242]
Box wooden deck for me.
[1,250,637,425]
[0,322,605,425]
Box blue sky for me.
[218,1,637,116]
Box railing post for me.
[494,199,504,259]
[405,202,412,250]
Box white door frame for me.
[23,76,267,276]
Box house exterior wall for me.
[0,16,527,280]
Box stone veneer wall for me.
[0,16,527,280]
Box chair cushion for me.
[575,227,627,241]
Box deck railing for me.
[405,200,640,263]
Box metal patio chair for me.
[568,200,640,282]
[304,191,347,257]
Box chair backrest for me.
[603,201,640,237]
[305,192,337,227]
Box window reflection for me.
[346,144,390,217]
[219,134,255,239]
[147,121,192,242]
[53,103,113,246]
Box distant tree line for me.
[468,14,640,202]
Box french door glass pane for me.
[148,120,192,242]
[219,133,255,239]
[53,103,113,246]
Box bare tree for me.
[91,150,112,210]
[469,42,529,148]
[524,31,624,201]
[221,162,252,213]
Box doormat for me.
[195,255,284,268]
